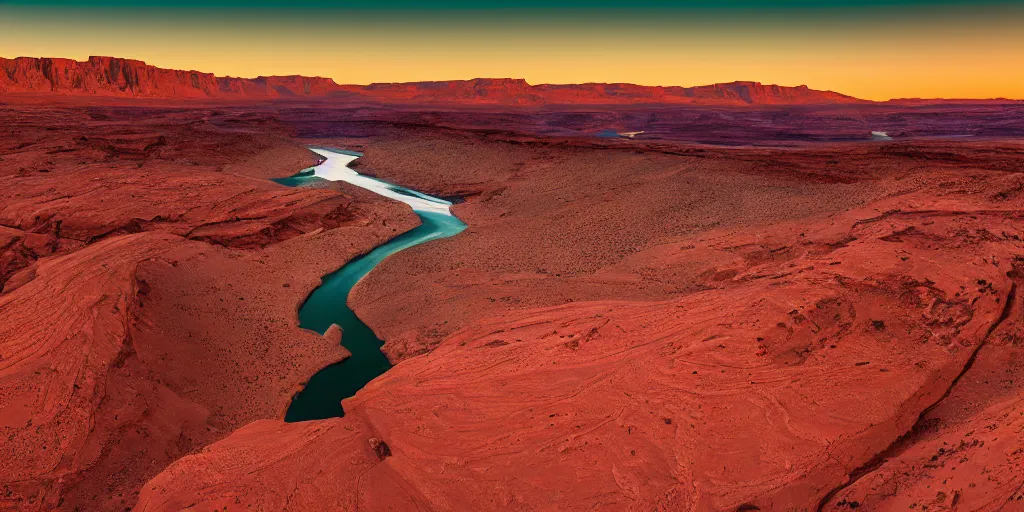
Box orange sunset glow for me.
[1,2,1022,100]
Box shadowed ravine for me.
[279,147,466,422]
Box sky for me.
[0,0,1021,100]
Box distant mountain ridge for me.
[349,78,865,105]
[0,56,339,99]
[0,55,867,105]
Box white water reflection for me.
[309,147,454,215]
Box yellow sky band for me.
[1,6,1021,100]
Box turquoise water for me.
[270,168,322,188]
[277,154,466,422]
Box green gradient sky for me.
[1,1,1021,99]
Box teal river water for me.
[276,148,466,422]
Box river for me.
[276,147,466,422]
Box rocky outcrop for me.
[0,107,420,510]
[822,257,1024,509]
[136,183,1024,510]
[1,55,864,105]
[0,56,339,99]
[5,100,1024,511]
[133,126,1024,510]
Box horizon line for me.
[3,54,1022,103]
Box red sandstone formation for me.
[135,136,1024,509]
[0,56,339,99]
[0,108,419,510]
[3,94,1024,511]
[2,56,862,105]
[334,133,1020,359]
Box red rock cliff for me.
[1,55,865,105]
[0,56,339,98]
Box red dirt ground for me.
[1,100,1023,511]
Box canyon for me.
[0,82,1023,511]
[0,107,419,510]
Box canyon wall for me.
[0,56,339,99]
[1,56,864,105]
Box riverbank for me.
[0,108,420,510]
[277,147,466,421]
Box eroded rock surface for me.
[0,107,418,510]
[137,127,1024,510]
[4,102,1024,511]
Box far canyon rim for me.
[0,56,865,105]
[0,54,1023,512]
